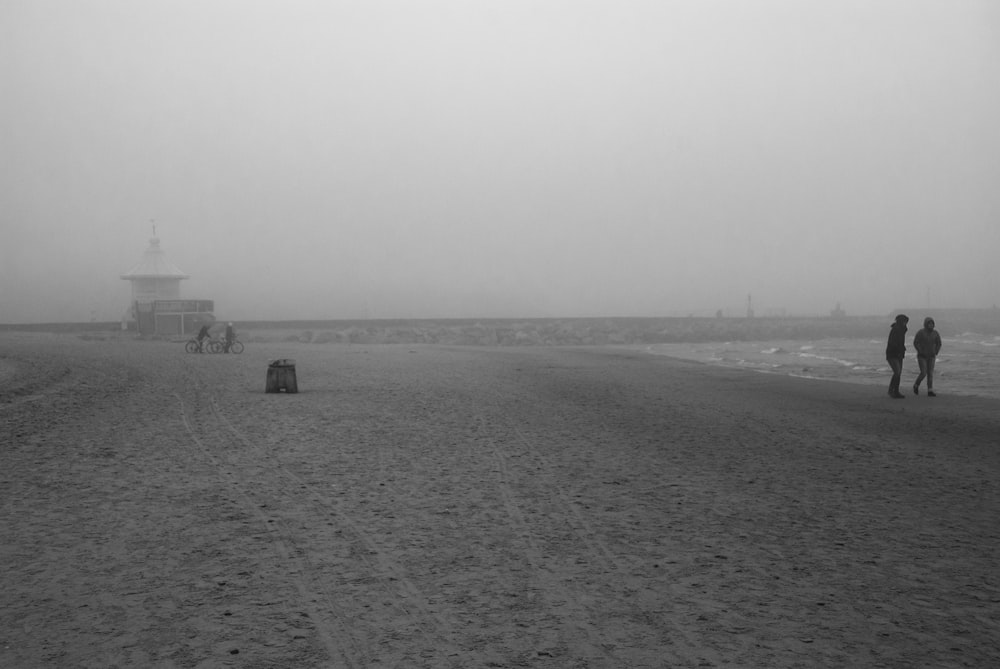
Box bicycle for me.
[221,337,244,354]
[185,337,223,354]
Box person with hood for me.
[885,314,909,398]
[913,316,942,396]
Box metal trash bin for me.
[265,359,298,393]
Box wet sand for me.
[2,332,998,668]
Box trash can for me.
[265,359,298,393]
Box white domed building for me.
[121,232,214,335]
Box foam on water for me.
[643,336,1000,400]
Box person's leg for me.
[914,357,927,392]
[926,356,936,394]
[888,358,902,395]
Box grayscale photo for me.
[2,1,999,667]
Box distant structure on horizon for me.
[120,229,213,335]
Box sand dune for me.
[2,332,998,668]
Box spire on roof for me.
[120,228,189,280]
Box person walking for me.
[913,316,942,396]
[885,314,909,398]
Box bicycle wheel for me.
[185,340,199,353]
[207,340,223,354]
[229,341,244,354]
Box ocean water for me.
[641,333,1000,400]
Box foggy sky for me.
[3,0,999,323]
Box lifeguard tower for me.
[120,228,213,335]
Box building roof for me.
[120,236,189,280]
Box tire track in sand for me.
[174,390,367,668]
[186,387,465,667]
[473,409,620,665]
[464,360,710,666]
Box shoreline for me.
[4,329,996,401]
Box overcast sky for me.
[3,0,998,323]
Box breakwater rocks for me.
[8,309,998,346]
[242,316,895,346]
[242,309,1000,346]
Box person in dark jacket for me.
[912,316,942,396]
[196,323,211,353]
[885,314,909,398]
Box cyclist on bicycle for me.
[224,322,235,353]
[196,324,211,353]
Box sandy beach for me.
[1,332,998,668]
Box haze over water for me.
[3,1,998,323]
